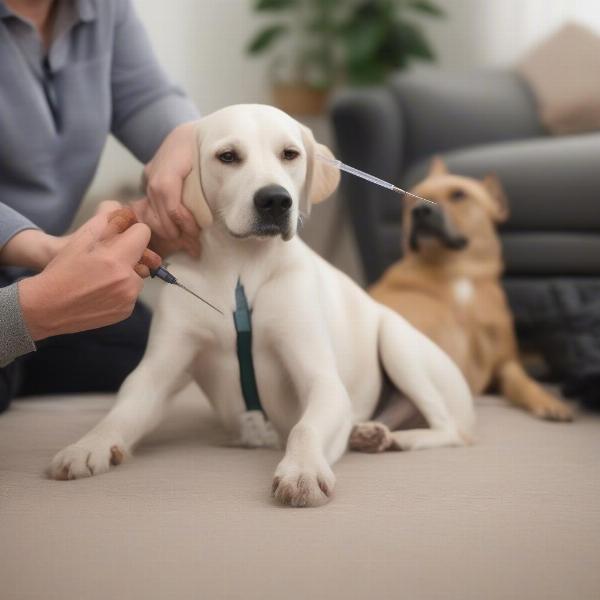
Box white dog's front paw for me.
[49,435,126,481]
[272,457,335,508]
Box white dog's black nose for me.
[254,185,292,220]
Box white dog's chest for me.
[166,241,382,445]
[187,297,300,446]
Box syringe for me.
[317,154,436,205]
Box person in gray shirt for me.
[0,0,202,412]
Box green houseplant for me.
[247,0,445,114]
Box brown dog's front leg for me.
[497,361,573,422]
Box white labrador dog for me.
[50,105,474,507]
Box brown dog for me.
[350,158,572,453]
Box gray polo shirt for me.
[0,0,199,367]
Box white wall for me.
[88,0,270,198]
[424,0,600,70]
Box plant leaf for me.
[407,0,445,18]
[246,24,288,54]
[392,20,436,61]
[346,60,388,86]
[340,18,389,65]
[254,0,297,11]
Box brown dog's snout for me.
[412,202,435,221]
[409,200,468,252]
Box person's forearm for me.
[0,229,63,270]
[0,283,36,367]
[0,202,40,253]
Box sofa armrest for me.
[391,69,545,164]
[330,87,405,283]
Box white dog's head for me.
[181,104,340,241]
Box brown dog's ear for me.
[300,124,340,215]
[428,156,449,177]
[182,121,213,229]
[482,173,510,222]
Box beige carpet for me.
[1,389,599,600]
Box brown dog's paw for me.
[349,421,393,453]
[531,397,574,422]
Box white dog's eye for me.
[282,149,300,161]
[218,150,240,164]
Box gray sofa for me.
[330,69,600,337]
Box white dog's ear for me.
[428,156,449,177]
[300,124,340,215]
[182,121,213,229]
[482,173,510,222]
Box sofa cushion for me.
[390,69,543,164]
[518,23,600,135]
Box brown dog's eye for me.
[282,149,299,161]
[218,151,239,164]
[450,189,467,202]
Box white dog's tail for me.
[377,307,475,442]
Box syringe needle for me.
[317,154,436,205]
[391,186,437,206]
[150,265,224,315]
[174,281,224,315]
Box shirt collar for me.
[0,1,97,23]
[77,0,96,23]
[0,1,11,19]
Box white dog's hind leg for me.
[376,308,474,451]
[49,320,198,480]
[387,428,469,451]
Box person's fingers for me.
[131,196,186,248]
[140,248,162,271]
[139,202,169,237]
[102,208,138,241]
[132,248,161,279]
[69,212,110,250]
[147,175,183,239]
[129,198,201,258]
[95,200,123,216]
[110,222,152,265]
[167,202,200,239]
[129,198,150,225]
[181,235,202,258]
[134,263,150,278]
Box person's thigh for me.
[0,270,22,413]
[0,360,23,413]
[17,302,152,397]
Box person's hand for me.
[0,200,127,271]
[130,197,198,259]
[143,122,201,257]
[18,211,151,341]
